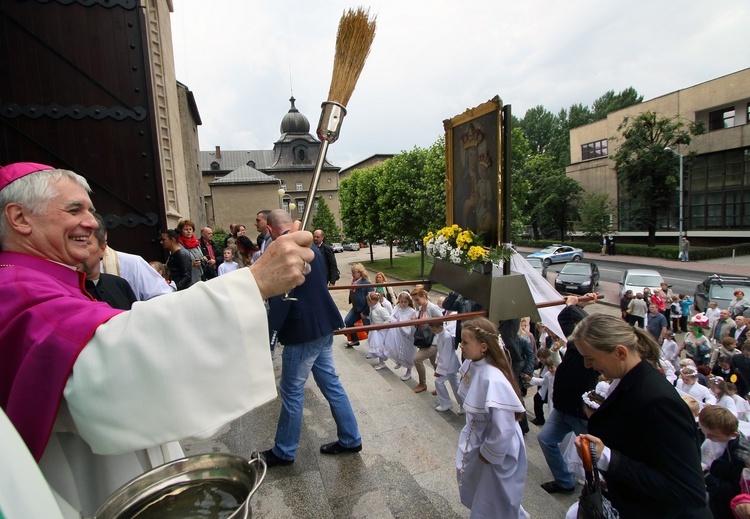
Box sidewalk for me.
[180,284,617,518]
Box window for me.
[296,182,303,191]
[210,161,220,170]
[709,107,735,131]
[581,139,608,160]
[314,199,319,211]
[280,182,287,191]
[296,200,305,214]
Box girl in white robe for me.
[385,291,418,380]
[456,318,528,519]
[366,292,391,370]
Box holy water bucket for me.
[94,454,266,519]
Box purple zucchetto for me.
[0,162,55,191]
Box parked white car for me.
[619,269,665,298]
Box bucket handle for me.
[247,456,267,498]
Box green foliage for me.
[591,87,643,121]
[611,111,694,245]
[311,197,342,242]
[510,127,532,230]
[578,192,615,239]
[339,137,446,266]
[519,106,557,156]
[515,154,581,240]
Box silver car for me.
[619,269,665,298]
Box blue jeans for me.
[344,308,369,343]
[537,408,589,488]
[273,333,361,461]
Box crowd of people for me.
[4,161,750,518]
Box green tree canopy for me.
[578,192,615,239]
[611,111,694,245]
[311,197,342,242]
[591,87,643,122]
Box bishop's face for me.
[23,176,97,267]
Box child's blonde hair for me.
[367,291,380,303]
[681,395,700,418]
[699,405,739,436]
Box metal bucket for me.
[94,453,266,519]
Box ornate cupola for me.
[279,97,310,135]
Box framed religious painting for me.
[443,96,507,247]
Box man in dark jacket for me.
[538,293,600,494]
[256,210,361,468]
[81,213,138,310]
[199,227,223,280]
[313,229,340,286]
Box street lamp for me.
[277,187,285,210]
[664,147,683,247]
[289,202,297,213]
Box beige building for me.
[201,98,341,234]
[567,67,750,244]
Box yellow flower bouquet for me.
[423,225,514,273]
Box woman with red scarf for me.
[177,219,204,286]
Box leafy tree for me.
[592,87,643,122]
[519,105,557,155]
[339,171,364,242]
[353,166,386,262]
[568,103,593,129]
[611,111,693,246]
[509,127,532,234]
[378,138,445,271]
[517,154,559,239]
[338,138,445,271]
[311,197,342,242]
[578,192,615,239]
[535,171,582,241]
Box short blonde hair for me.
[350,263,369,280]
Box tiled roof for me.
[209,164,279,185]
[200,150,275,171]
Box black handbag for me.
[413,327,434,348]
[577,438,619,519]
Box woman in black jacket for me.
[160,229,193,291]
[573,314,711,519]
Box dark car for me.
[694,275,750,313]
[554,261,600,295]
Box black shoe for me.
[540,481,575,494]
[253,448,294,467]
[345,341,360,348]
[531,418,545,426]
[320,441,362,455]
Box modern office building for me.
[566,67,750,245]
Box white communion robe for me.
[36,267,277,518]
[456,358,528,519]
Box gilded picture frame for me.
[443,96,503,247]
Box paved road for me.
[331,244,749,311]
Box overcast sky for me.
[171,1,749,169]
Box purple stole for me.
[0,251,122,460]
